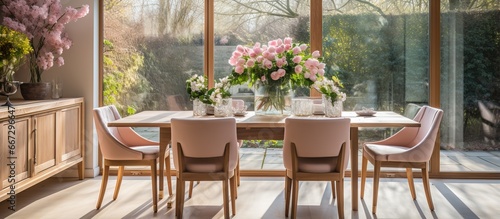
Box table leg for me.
[160,128,175,208]
[350,127,359,211]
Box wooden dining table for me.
[107,110,420,211]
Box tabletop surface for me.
[107,111,420,128]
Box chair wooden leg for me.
[285,175,291,217]
[230,176,237,216]
[406,167,416,200]
[151,160,158,213]
[188,181,194,198]
[291,179,299,219]
[236,159,241,186]
[96,165,110,209]
[331,181,336,199]
[223,180,230,219]
[372,161,381,214]
[422,165,435,211]
[336,179,344,219]
[360,156,368,199]
[179,180,186,218]
[113,166,124,200]
[175,178,183,217]
[165,156,173,196]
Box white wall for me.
[8,0,100,177]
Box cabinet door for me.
[0,117,31,189]
[59,106,82,162]
[33,112,57,174]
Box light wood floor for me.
[1,176,499,218]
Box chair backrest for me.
[93,105,144,160]
[283,117,351,170]
[404,103,422,119]
[478,100,499,139]
[171,117,239,171]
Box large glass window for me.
[103,0,204,115]
[440,1,500,172]
[322,1,430,160]
[213,0,311,170]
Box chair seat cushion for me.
[297,157,338,173]
[184,157,225,172]
[130,145,160,160]
[364,143,411,162]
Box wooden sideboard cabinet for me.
[0,98,84,202]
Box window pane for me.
[440,1,500,172]
[103,0,204,115]
[214,0,311,170]
[322,0,429,167]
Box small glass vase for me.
[214,98,233,117]
[254,82,292,115]
[323,94,343,117]
[192,99,207,116]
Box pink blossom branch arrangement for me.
[1,0,89,83]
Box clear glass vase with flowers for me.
[208,76,233,117]
[313,76,347,117]
[228,37,327,115]
[186,74,210,116]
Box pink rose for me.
[292,56,302,64]
[249,51,257,58]
[310,67,318,75]
[266,52,275,60]
[254,42,261,48]
[284,37,292,45]
[284,44,291,51]
[276,38,283,46]
[300,44,308,51]
[276,45,285,54]
[253,47,262,54]
[262,51,270,59]
[276,58,284,68]
[305,59,315,69]
[304,72,311,79]
[256,56,264,62]
[295,65,303,73]
[56,57,64,66]
[310,74,317,81]
[237,58,246,65]
[261,76,266,81]
[246,59,255,67]
[292,46,301,55]
[312,50,321,58]
[271,71,281,80]
[235,65,244,74]
[318,69,325,76]
[267,46,276,53]
[318,63,326,69]
[277,68,286,77]
[268,40,277,47]
[264,59,273,69]
[237,45,245,53]
[232,51,242,58]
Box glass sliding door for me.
[440,0,500,172]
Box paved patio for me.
[136,127,500,172]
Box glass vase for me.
[192,99,207,116]
[214,98,233,117]
[254,82,292,115]
[323,94,343,117]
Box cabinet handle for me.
[32,120,37,164]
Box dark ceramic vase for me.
[20,82,52,100]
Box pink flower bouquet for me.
[228,37,327,113]
[1,0,89,83]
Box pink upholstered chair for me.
[187,99,245,199]
[283,117,350,219]
[93,105,173,212]
[171,117,239,219]
[361,106,443,214]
